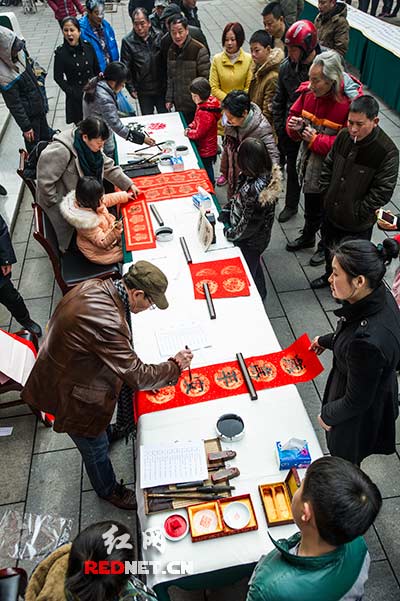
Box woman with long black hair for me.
[83,61,155,160]
[310,238,400,465]
[54,16,100,124]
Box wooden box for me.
[187,493,258,542]
[258,468,301,527]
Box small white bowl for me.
[222,501,251,530]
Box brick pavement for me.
[0,1,400,599]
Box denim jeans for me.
[69,431,116,498]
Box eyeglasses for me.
[145,294,156,310]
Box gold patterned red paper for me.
[189,257,250,299]
[122,198,156,251]
[131,169,214,202]
[134,334,323,420]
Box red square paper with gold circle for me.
[189,258,250,299]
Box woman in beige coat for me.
[36,116,136,252]
[60,176,131,264]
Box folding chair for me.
[32,203,121,295]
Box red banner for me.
[189,257,250,299]
[131,169,214,202]
[135,334,323,420]
[122,198,156,251]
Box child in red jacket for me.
[185,77,221,187]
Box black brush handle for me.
[236,352,258,400]
[203,282,216,319]
[150,204,164,226]
[179,236,192,263]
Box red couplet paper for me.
[135,334,323,420]
[131,169,214,202]
[189,257,250,299]
[122,198,156,251]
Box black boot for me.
[286,230,316,252]
[0,184,7,196]
[278,206,298,223]
[18,318,42,338]
[310,274,330,289]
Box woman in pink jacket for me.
[48,0,85,27]
[60,176,132,264]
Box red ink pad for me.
[164,514,189,541]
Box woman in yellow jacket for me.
[210,22,252,186]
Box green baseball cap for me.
[124,261,169,310]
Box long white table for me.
[118,112,323,598]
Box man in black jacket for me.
[160,6,209,106]
[0,26,52,152]
[271,20,322,230]
[0,214,42,337]
[121,8,165,115]
[176,0,201,28]
[311,96,399,289]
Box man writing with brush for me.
[22,261,193,510]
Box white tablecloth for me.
[117,113,323,590]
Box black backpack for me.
[23,140,52,180]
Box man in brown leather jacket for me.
[22,261,193,510]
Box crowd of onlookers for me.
[1,0,400,599]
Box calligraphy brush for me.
[128,140,169,154]
[151,485,235,494]
[147,492,223,500]
[185,344,192,383]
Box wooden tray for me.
[143,438,233,515]
[187,494,258,542]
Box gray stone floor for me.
[1,1,400,599]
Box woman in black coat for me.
[310,238,400,465]
[54,16,100,124]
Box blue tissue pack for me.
[170,156,184,171]
[276,441,311,470]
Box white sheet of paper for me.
[0,330,36,385]
[140,440,208,488]
[155,322,211,357]
[0,427,13,436]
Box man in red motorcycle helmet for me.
[285,19,318,64]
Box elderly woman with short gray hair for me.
[285,50,363,268]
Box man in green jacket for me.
[247,456,382,601]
